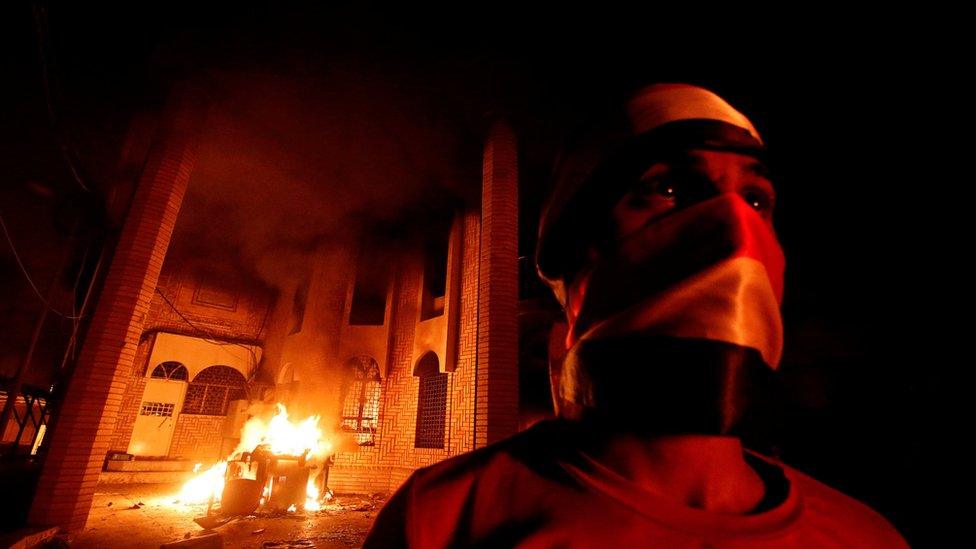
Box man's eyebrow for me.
[747,160,771,179]
[639,161,671,180]
[636,153,697,177]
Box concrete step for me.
[105,460,198,472]
[98,470,197,484]
[0,526,60,549]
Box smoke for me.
[167,60,475,291]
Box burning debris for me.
[172,404,335,528]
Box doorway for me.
[127,362,188,457]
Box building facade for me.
[40,116,521,533]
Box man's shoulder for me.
[748,451,908,547]
[365,421,574,548]
[407,419,568,491]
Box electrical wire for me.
[32,1,92,194]
[0,212,81,320]
[153,287,261,367]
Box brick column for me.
[475,120,519,447]
[29,86,204,531]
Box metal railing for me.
[0,385,52,457]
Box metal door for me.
[127,378,187,457]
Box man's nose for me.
[678,174,725,207]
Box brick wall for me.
[476,120,519,447]
[332,253,422,490]
[30,85,204,531]
[147,268,273,346]
[331,217,484,492]
[107,337,151,453]
[168,415,225,460]
[447,210,481,455]
[105,264,273,458]
[270,244,352,414]
[329,123,518,493]
[327,465,417,494]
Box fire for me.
[240,404,331,458]
[175,404,332,512]
[305,482,322,512]
[178,462,227,505]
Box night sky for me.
[1,3,951,544]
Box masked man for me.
[364,83,908,547]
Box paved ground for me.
[69,483,384,548]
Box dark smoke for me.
[167,60,476,291]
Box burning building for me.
[103,116,520,490]
[4,71,525,532]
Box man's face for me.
[609,149,776,240]
[552,145,788,422]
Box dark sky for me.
[1,3,954,544]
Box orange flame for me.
[177,462,227,505]
[175,403,332,511]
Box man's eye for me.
[623,178,678,210]
[741,187,774,214]
[633,178,677,200]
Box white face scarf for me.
[555,192,785,422]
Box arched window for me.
[414,352,447,449]
[340,355,382,446]
[150,361,189,381]
[182,366,247,416]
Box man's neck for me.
[582,432,767,514]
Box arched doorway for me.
[127,361,189,457]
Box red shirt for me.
[364,420,908,548]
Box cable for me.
[32,1,92,194]
[61,242,92,360]
[154,287,258,361]
[0,212,81,320]
[153,287,261,367]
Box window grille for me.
[340,355,382,446]
[182,365,247,416]
[414,353,447,449]
[150,361,189,381]
[140,402,175,417]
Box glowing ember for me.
[173,403,332,512]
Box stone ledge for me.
[98,470,196,484]
[105,460,197,472]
